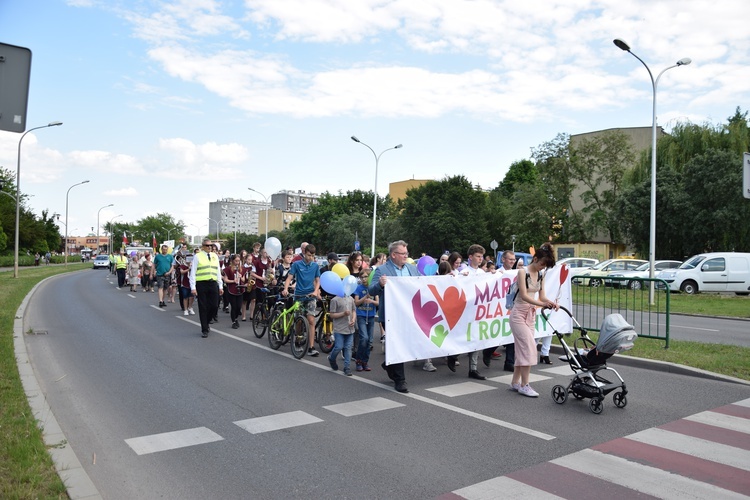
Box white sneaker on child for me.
[183,310,189,316]
[188,307,195,315]
[509,383,521,392]
[422,361,437,372]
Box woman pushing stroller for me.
[508,243,559,397]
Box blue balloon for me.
[424,263,439,276]
[320,271,344,297]
[343,275,358,296]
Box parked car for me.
[557,257,599,278]
[657,252,750,295]
[608,260,682,289]
[92,254,109,269]
[573,258,648,287]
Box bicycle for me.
[315,297,335,354]
[267,294,312,359]
[252,288,278,339]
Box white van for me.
[657,252,750,295]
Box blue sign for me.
[354,240,360,251]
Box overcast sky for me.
[1,0,747,243]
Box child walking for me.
[327,292,356,376]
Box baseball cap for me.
[327,252,338,261]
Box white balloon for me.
[264,237,282,260]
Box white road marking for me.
[323,397,405,417]
[125,427,223,455]
[127,294,135,298]
[176,317,557,441]
[538,365,576,376]
[626,427,750,471]
[487,373,552,384]
[552,448,746,499]
[151,305,165,311]
[426,381,496,398]
[684,409,750,434]
[734,398,750,408]
[454,476,564,499]
[234,410,322,434]
[671,324,720,332]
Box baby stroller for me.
[542,307,637,414]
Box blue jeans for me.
[356,315,376,365]
[329,333,353,370]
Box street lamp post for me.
[351,136,402,258]
[613,38,691,304]
[14,121,63,278]
[96,203,113,256]
[207,217,220,241]
[248,188,269,241]
[64,180,90,266]
[107,214,122,256]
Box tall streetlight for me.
[248,188,269,241]
[107,214,123,256]
[207,217,220,240]
[351,136,402,258]
[613,38,691,304]
[163,227,174,241]
[96,203,114,255]
[14,121,63,278]
[64,180,90,265]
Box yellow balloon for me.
[406,257,415,265]
[332,262,350,279]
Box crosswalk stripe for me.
[234,410,322,434]
[660,418,750,450]
[426,381,496,398]
[452,475,564,499]
[323,397,404,417]
[552,448,747,499]
[626,427,750,471]
[684,410,750,435]
[733,398,750,408]
[486,373,551,384]
[125,427,223,455]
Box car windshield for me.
[95,256,108,261]
[679,255,705,270]
[591,259,614,270]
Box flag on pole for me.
[152,232,157,249]
[123,231,128,245]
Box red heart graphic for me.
[427,284,466,330]
[411,290,443,338]
[559,264,570,285]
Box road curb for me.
[549,344,750,386]
[14,274,102,500]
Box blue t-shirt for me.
[290,259,320,296]
[354,283,376,318]
[154,253,174,275]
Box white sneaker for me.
[509,383,521,392]
[183,310,189,316]
[423,361,437,372]
[188,308,195,315]
[518,385,539,398]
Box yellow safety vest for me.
[195,252,218,282]
[115,255,128,269]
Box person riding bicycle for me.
[282,243,321,357]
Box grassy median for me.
[0,268,748,496]
[0,264,87,498]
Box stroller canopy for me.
[597,314,637,354]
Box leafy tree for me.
[326,213,371,255]
[134,213,185,246]
[497,160,538,198]
[504,182,557,251]
[569,130,635,242]
[397,175,490,257]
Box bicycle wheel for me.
[291,315,309,359]
[252,306,266,338]
[317,316,334,354]
[267,309,283,350]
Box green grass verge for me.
[0,264,88,498]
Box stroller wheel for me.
[551,385,567,404]
[613,391,627,408]
[589,398,604,414]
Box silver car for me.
[608,260,682,289]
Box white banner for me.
[384,265,573,364]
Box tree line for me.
[2,108,748,260]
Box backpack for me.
[505,270,543,310]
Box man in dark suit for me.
[368,240,419,393]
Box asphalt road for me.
[23,270,750,499]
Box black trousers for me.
[227,293,243,323]
[196,280,219,335]
[116,268,126,288]
[380,322,405,384]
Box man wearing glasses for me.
[189,238,224,338]
[368,240,419,393]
